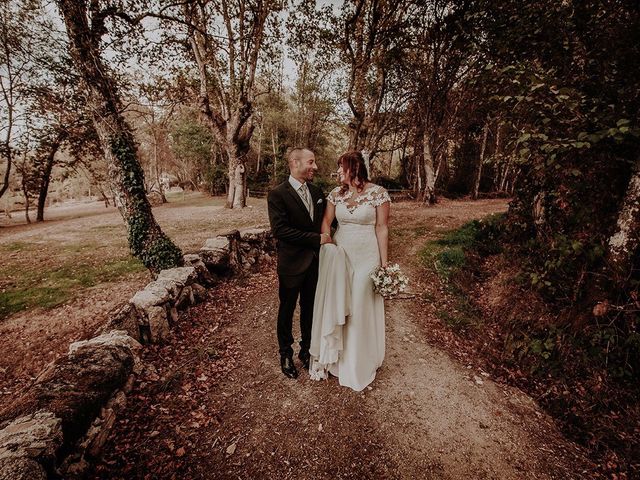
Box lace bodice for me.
[327,185,391,221]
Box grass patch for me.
[0,256,145,319]
[418,214,505,277]
[419,221,480,277]
[1,241,32,252]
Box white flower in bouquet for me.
[370,263,409,298]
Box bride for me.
[309,150,390,391]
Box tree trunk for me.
[271,129,278,179]
[434,153,445,186]
[0,144,11,200]
[182,3,260,210]
[492,122,502,191]
[411,122,424,200]
[422,131,437,204]
[36,136,64,222]
[499,163,510,192]
[56,0,181,273]
[509,169,519,194]
[607,158,640,279]
[226,155,246,209]
[152,133,167,203]
[256,123,263,174]
[0,97,14,200]
[472,121,489,200]
[21,181,30,224]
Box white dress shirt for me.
[289,175,313,220]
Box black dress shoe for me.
[298,351,310,370]
[280,356,298,378]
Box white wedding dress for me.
[309,184,391,391]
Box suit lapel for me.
[284,182,312,224]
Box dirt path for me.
[87,198,592,479]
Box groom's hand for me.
[320,232,332,244]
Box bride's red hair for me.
[338,151,369,195]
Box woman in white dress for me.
[310,151,391,391]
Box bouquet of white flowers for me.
[370,263,408,298]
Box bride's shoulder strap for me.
[327,186,341,205]
[372,185,391,207]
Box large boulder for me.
[156,266,198,288]
[199,230,241,274]
[146,305,171,342]
[0,332,137,457]
[0,455,47,480]
[183,254,215,286]
[0,331,139,479]
[238,227,275,270]
[68,330,141,356]
[239,227,273,245]
[129,266,202,342]
[0,411,62,480]
[130,283,172,311]
[98,303,139,340]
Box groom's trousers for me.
[277,260,319,358]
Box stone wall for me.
[102,228,275,344]
[0,228,274,479]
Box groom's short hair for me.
[287,147,313,167]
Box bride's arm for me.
[321,202,335,242]
[375,202,390,266]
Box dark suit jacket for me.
[267,180,326,276]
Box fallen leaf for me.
[226,442,237,455]
[176,447,186,457]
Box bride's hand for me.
[320,232,333,244]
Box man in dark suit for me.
[267,148,331,378]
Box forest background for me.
[1,0,639,476]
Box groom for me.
[267,148,331,378]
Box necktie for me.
[299,184,313,220]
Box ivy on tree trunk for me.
[56,0,182,273]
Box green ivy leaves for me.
[110,134,183,273]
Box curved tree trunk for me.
[56,0,182,273]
